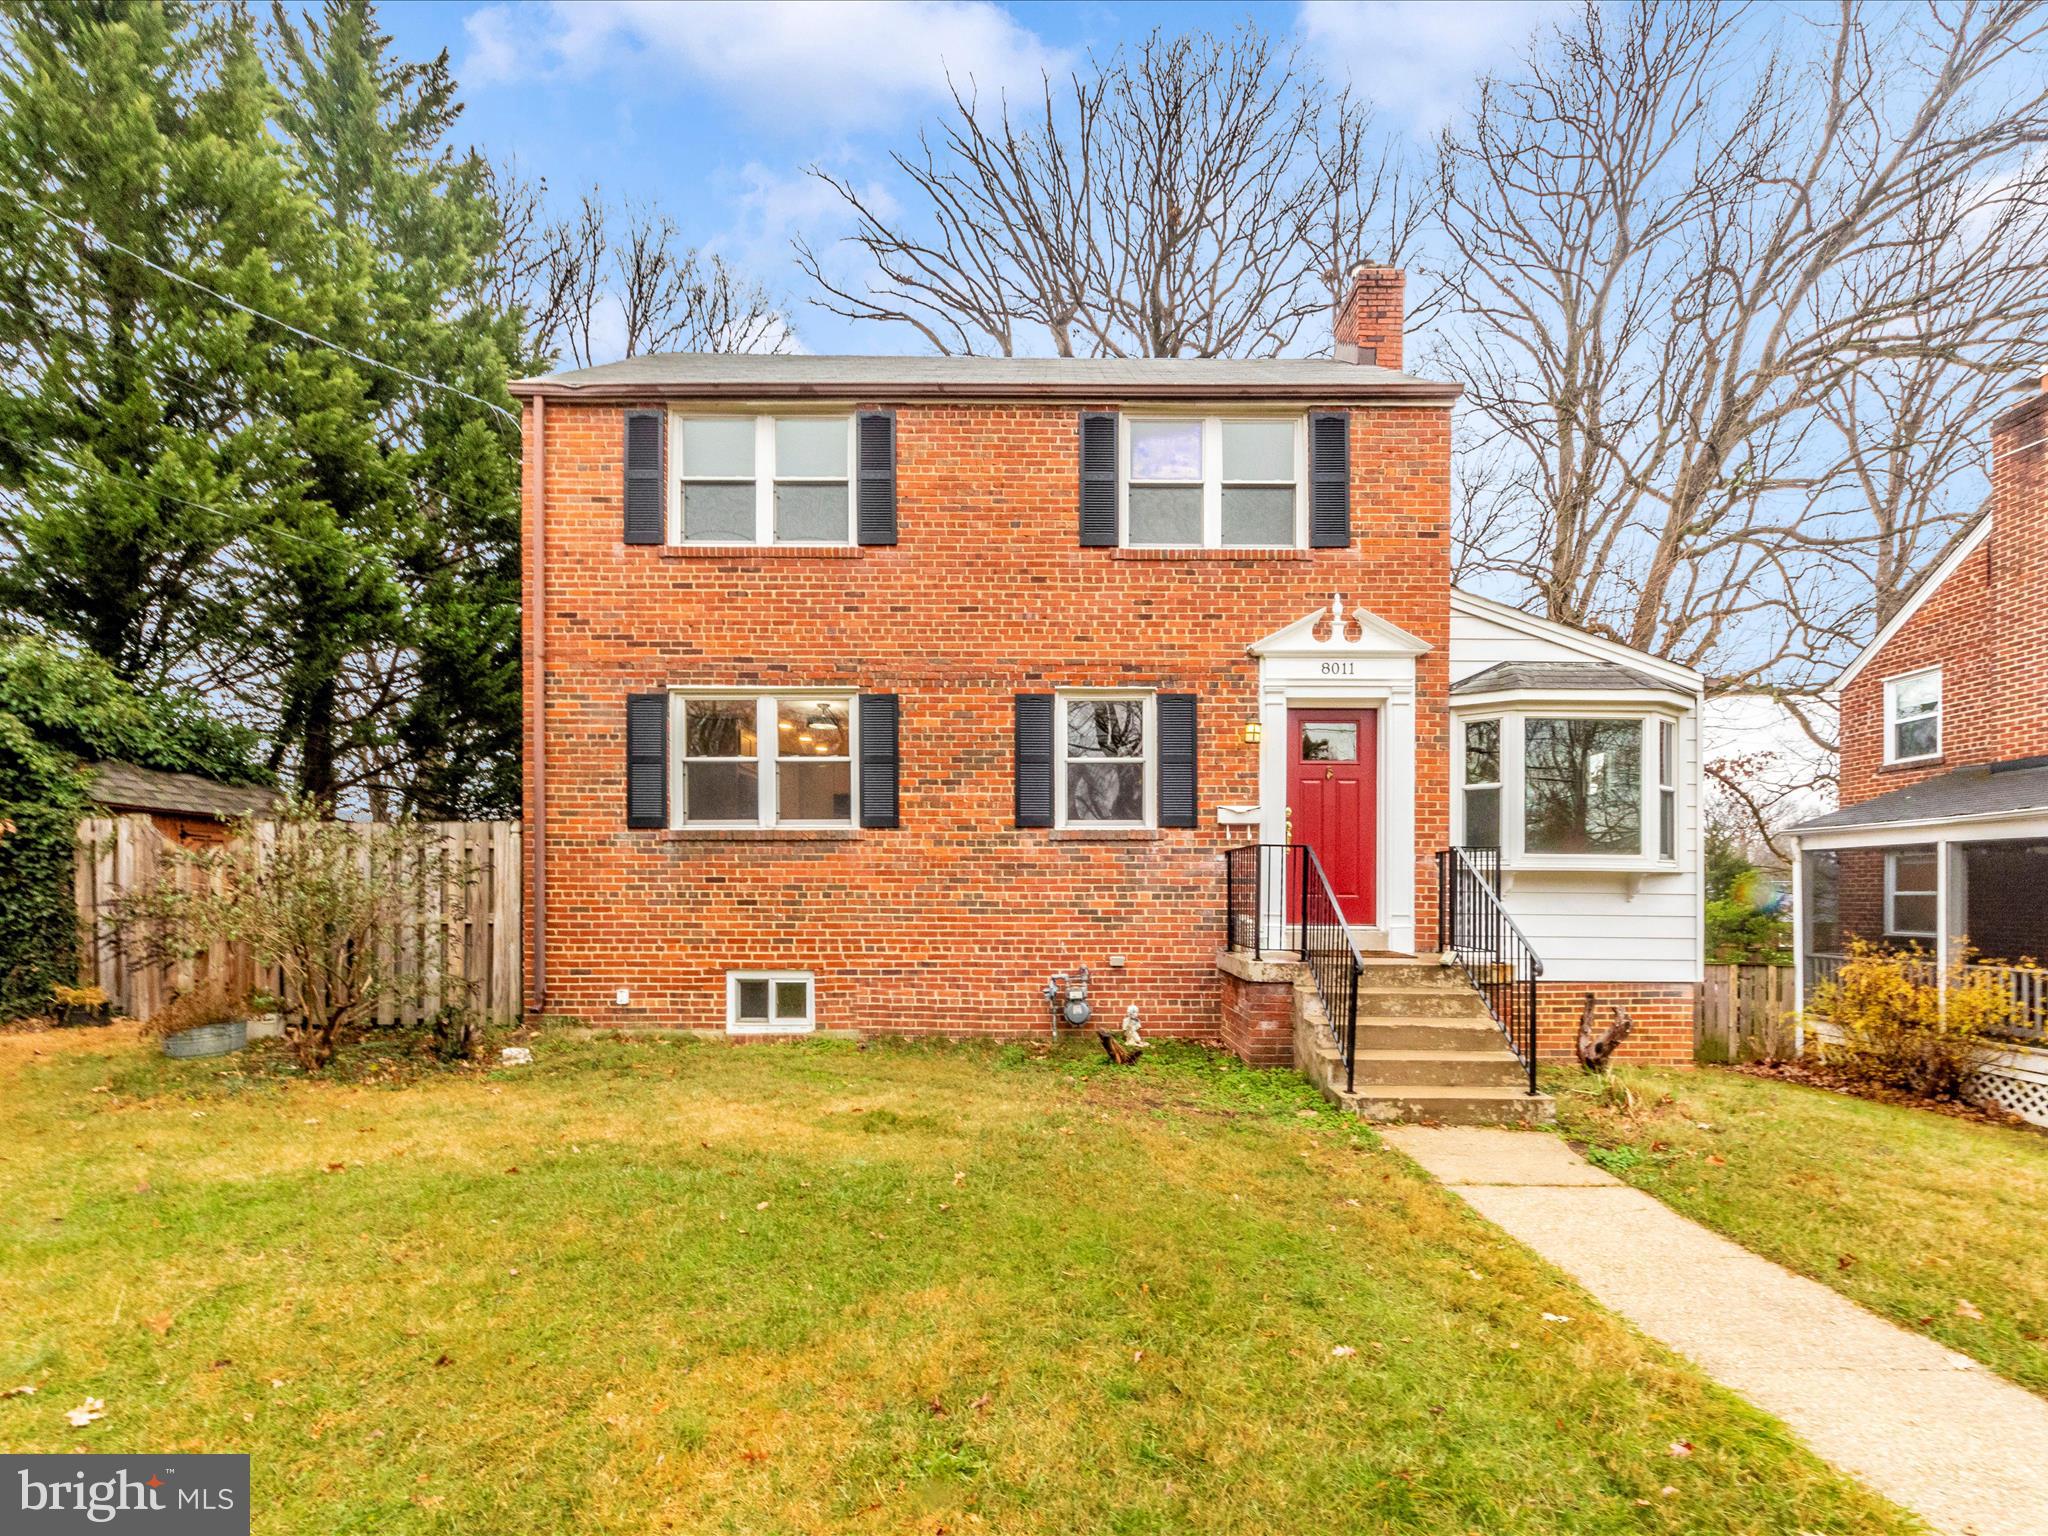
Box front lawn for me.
[1552,1065,2048,1397]
[0,1028,1911,1534]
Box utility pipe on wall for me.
[529,393,548,1014]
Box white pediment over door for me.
[1249,594,1432,660]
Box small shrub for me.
[1808,941,2016,1102]
[1584,1143,1643,1175]
[430,1003,484,1062]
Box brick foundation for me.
[1536,981,1697,1066]
[1217,956,1299,1067]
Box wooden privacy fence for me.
[74,815,522,1024]
[1696,963,1797,1063]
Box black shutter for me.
[625,693,668,828]
[623,409,665,545]
[858,693,900,828]
[1309,410,1351,549]
[1014,694,1054,827]
[1156,694,1198,828]
[856,410,897,546]
[1078,412,1118,546]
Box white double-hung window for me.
[671,415,854,544]
[671,693,855,828]
[1058,692,1153,827]
[1883,668,1941,764]
[1123,417,1302,548]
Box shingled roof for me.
[508,352,1459,403]
[1791,759,2048,834]
[1451,660,1678,695]
[86,761,284,822]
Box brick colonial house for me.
[1790,376,2048,1123]
[510,267,1704,1120]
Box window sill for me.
[659,827,859,842]
[1111,547,1310,562]
[658,545,865,560]
[1049,827,1161,843]
[1879,756,1944,773]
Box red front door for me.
[1287,708,1377,926]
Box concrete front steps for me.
[1296,954,1554,1126]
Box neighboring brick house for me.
[510,266,1704,1112]
[1790,375,2048,1117]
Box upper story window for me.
[1059,692,1153,827]
[671,415,853,545]
[673,693,854,828]
[1123,417,1302,548]
[1457,711,1681,867]
[1883,667,1941,764]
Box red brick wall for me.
[1839,387,2048,806]
[1219,970,1295,1067]
[523,396,1453,1036]
[1536,981,1696,1067]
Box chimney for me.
[1988,370,2048,760]
[1335,262,1405,370]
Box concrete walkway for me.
[1385,1126,2048,1536]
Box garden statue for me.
[1098,1003,1146,1065]
[1576,993,1634,1071]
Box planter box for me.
[161,1019,249,1059]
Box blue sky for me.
[379,0,1564,355]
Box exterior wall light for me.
[1242,721,1263,745]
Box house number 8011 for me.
[1320,661,1356,676]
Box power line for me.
[24,195,522,426]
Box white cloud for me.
[462,0,1066,132]
[1298,0,1572,133]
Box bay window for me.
[674,693,854,828]
[672,414,853,544]
[1456,710,1682,865]
[1123,417,1302,548]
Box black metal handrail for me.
[1436,846,1543,1096]
[1224,843,1363,1093]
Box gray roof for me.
[1792,760,2048,834]
[1451,660,1674,695]
[509,351,1457,402]
[86,761,284,822]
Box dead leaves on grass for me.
[65,1398,105,1427]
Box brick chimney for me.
[1336,263,1405,370]
[1990,372,2048,760]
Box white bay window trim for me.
[666,413,857,546]
[667,690,857,830]
[1119,415,1307,549]
[1054,689,1156,829]
[1882,666,1942,765]
[1451,703,1686,871]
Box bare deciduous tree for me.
[797,24,1427,356]
[1438,0,2048,698]
[486,171,793,368]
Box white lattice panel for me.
[1970,1045,2048,1128]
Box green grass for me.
[1551,1064,2048,1397]
[0,1027,1915,1535]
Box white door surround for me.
[1249,595,1428,955]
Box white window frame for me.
[1884,849,1939,939]
[1448,706,1685,870]
[726,970,815,1034]
[1119,416,1306,549]
[1882,667,1942,765]
[668,690,857,830]
[1054,689,1156,829]
[667,413,856,546]
[1457,716,1502,848]
[1658,718,1678,862]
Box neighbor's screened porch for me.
[1798,833,2048,1039]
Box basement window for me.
[728,971,814,1034]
